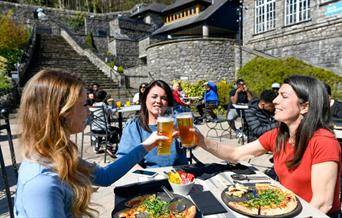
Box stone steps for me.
[24,34,133,100]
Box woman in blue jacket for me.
[116,80,188,168]
[196,81,219,121]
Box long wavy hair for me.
[138,80,174,132]
[275,75,332,169]
[18,69,97,217]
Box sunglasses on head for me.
[141,86,146,88]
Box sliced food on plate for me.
[117,194,196,218]
[223,183,300,217]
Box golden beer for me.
[157,117,174,155]
[176,112,195,147]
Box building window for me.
[255,0,276,34]
[285,0,311,26]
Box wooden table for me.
[113,162,328,218]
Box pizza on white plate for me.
[224,183,299,216]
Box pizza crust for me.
[225,183,298,217]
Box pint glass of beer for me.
[157,107,174,155]
[176,112,195,148]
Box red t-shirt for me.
[259,128,341,213]
[172,89,188,106]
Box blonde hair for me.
[18,69,97,217]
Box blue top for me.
[204,81,219,105]
[14,145,146,218]
[116,118,188,168]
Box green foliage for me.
[239,57,342,100]
[216,80,232,106]
[0,48,23,71]
[0,56,12,89]
[0,10,30,50]
[107,61,116,69]
[179,80,206,98]
[64,12,85,31]
[0,11,29,72]
[84,33,96,50]
[17,0,176,13]
[117,66,124,74]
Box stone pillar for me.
[202,25,209,38]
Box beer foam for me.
[157,116,174,122]
[176,112,192,118]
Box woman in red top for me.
[193,75,341,216]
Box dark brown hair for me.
[138,80,174,132]
[275,75,331,169]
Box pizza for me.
[116,194,196,218]
[223,183,299,216]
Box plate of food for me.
[113,192,197,218]
[221,183,302,217]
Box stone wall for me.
[243,0,342,76]
[142,38,235,84]
[109,17,153,40]
[125,65,150,89]
[108,38,139,68]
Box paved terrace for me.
[0,113,273,218]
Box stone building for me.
[242,0,342,76]
[125,0,240,87]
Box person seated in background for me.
[245,89,278,142]
[172,81,191,113]
[324,83,342,120]
[196,81,219,122]
[91,90,119,157]
[227,79,253,135]
[86,82,100,106]
[271,82,280,95]
[133,82,148,105]
[116,80,188,168]
[192,75,341,216]
[14,69,167,218]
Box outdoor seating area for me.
[0,0,342,217]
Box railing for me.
[18,23,37,87]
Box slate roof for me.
[162,0,212,13]
[131,3,167,17]
[152,0,229,35]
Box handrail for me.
[19,23,37,86]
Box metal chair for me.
[0,145,15,218]
[89,105,120,163]
[0,108,16,218]
[0,108,18,178]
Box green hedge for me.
[239,57,342,100]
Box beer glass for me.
[176,112,195,148]
[157,107,174,155]
[115,101,122,109]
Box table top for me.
[108,105,141,113]
[113,163,328,218]
[334,128,342,139]
[232,104,249,109]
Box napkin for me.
[190,191,227,215]
[175,163,255,180]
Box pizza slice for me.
[228,201,259,215]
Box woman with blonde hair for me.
[14,69,167,217]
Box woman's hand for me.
[190,128,205,148]
[141,131,179,151]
